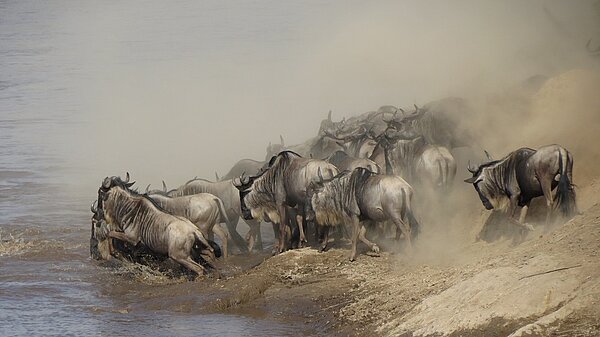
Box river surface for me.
[0,1,339,336]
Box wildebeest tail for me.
[555,148,577,219]
[214,197,230,224]
[401,188,420,241]
[192,229,220,268]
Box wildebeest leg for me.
[540,178,555,226]
[392,217,412,254]
[297,212,307,247]
[271,222,280,253]
[349,218,361,262]
[319,226,330,252]
[359,223,380,253]
[173,256,207,276]
[108,231,139,246]
[255,221,263,251]
[226,217,249,254]
[212,224,229,258]
[277,204,288,253]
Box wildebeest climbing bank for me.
[88,75,600,335]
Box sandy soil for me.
[193,178,600,337]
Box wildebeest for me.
[305,167,419,261]
[266,111,344,160]
[147,193,231,258]
[370,123,456,192]
[219,159,266,182]
[326,150,381,174]
[96,174,218,276]
[166,178,263,253]
[384,98,476,149]
[464,145,577,232]
[233,151,339,253]
[90,200,110,260]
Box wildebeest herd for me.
[90,97,578,277]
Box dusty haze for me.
[44,0,600,192]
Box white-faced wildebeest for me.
[233,151,339,253]
[464,145,577,238]
[96,174,218,276]
[146,192,231,258]
[305,167,420,261]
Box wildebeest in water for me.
[95,174,219,276]
[464,145,578,239]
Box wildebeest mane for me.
[313,167,373,225]
[477,148,536,206]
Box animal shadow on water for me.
[103,239,221,281]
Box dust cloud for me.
[52,1,599,219]
[52,1,596,187]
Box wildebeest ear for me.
[464,177,477,184]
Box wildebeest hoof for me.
[524,223,535,231]
[372,245,380,254]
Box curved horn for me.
[102,177,111,189]
[484,150,493,161]
[467,160,478,174]
[215,171,220,181]
[145,184,151,193]
[398,108,406,116]
[327,110,332,121]
[123,172,130,183]
[280,135,285,146]
[162,180,167,192]
[413,104,419,111]
[91,200,98,213]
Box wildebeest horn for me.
[484,150,493,161]
[398,108,406,116]
[123,172,130,183]
[162,180,167,192]
[102,177,111,189]
[280,135,285,146]
[91,200,98,213]
[414,104,419,111]
[327,110,332,121]
[467,160,478,174]
[317,167,324,182]
[239,172,250,185]
[215,171,220,181]
[145,184,150,193]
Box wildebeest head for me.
[97,172,135,202]
[90,199,111,260]
[232,173,255,220]
[464,157,502,211]
[265,135,286,160]
[318,110,346,137]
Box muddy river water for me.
[0,1,339,335]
